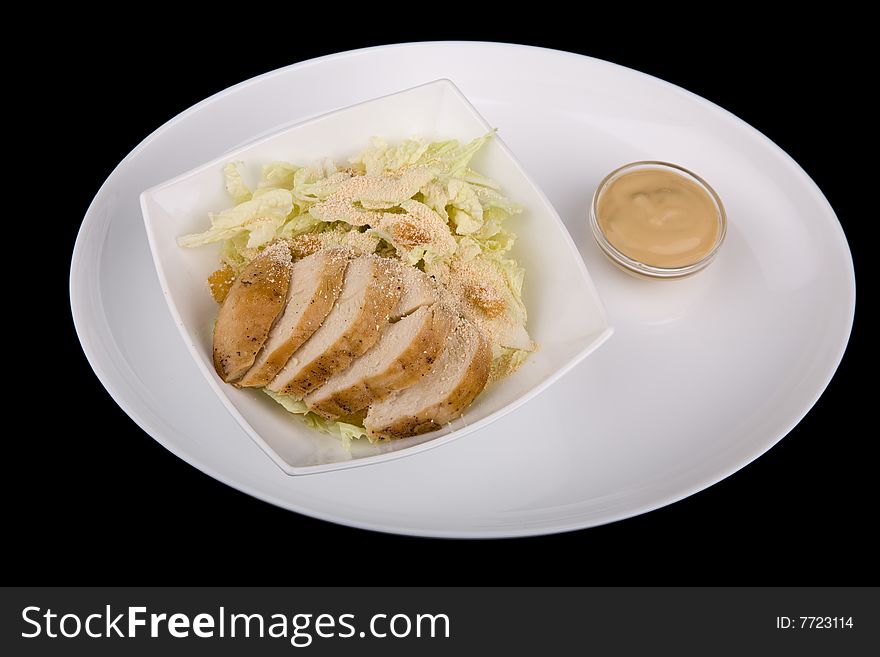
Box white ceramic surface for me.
[141,79,611,474]
[70,42,855,536]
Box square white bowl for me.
[141,79,612,475]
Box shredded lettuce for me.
[223,162,252,204]
[263,389,367,451]
[257,161,299,191]
[178,188,294,249]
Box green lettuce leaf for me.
[447,179,484,235]
[224,162,252,204]
[349,137,432,176]
[177,188,294,248]
[473,184,523,215]
[263,389,367,451]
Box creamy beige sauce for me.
[597,168,719,268]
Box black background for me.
[20,14,871,583]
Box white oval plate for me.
[70,42,855,537]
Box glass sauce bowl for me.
[590,161,727,279]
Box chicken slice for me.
[267,255,402,398]
[364,316,491,439]
[238,248,349,388]
[212,241,292,383]
[390,262,442,320]
[305,302,456,420]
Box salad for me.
[180,133,535,443]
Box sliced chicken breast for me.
[364,316,491,439]
[238,248,349,388]
[305,302,456,419]
[391,262,441,320]
[267,256,402,398]
[212,241,292,383]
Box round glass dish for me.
[590,161,727,279]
